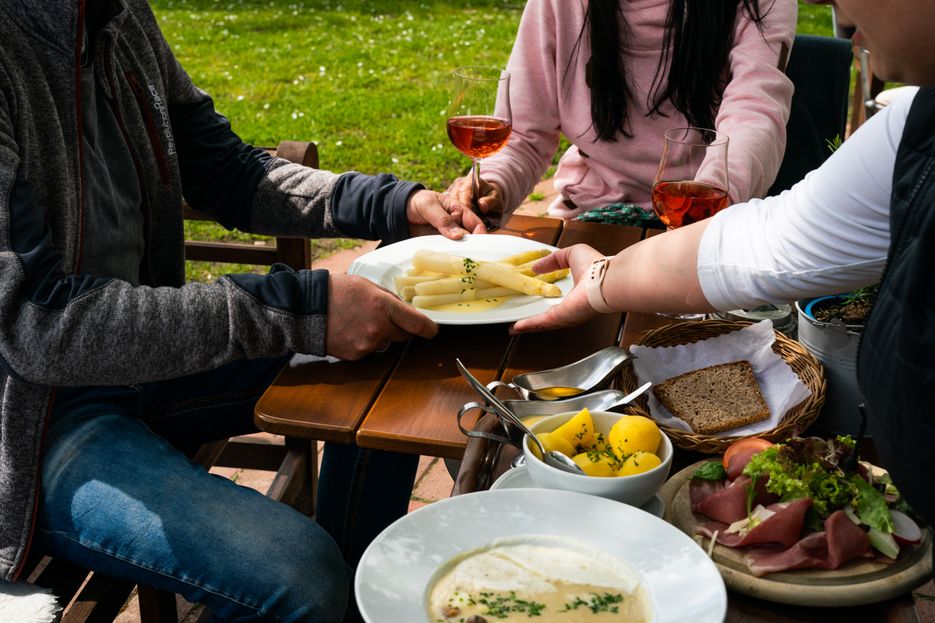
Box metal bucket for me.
[795,297,864,436]
[712,303,797,337]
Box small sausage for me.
[442,606,461,618]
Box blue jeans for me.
[36,357,418,622]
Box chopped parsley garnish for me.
[477,591,545,618]
[562,592,624,614]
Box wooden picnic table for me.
[254,215,924,623]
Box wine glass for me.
[446,66,512,230]
[652,127,729,319]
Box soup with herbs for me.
[426,536,651,623]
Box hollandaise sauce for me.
[430,297,509,312]
[534,386,584,400]
[427,537,651,623]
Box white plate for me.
[346,234,572,325]
[490,465,667,518]
[355,489,727,622]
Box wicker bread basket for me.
[617,319,826,454]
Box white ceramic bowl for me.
[524,411,673,507]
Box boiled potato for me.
[533,431,577,460]
[550,408,595,451]
[609,415,661,457]
[572,451,618,477]
[591,431,614,454]
[616,451,662,476]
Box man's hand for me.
[407,189,487,238]
[326,274,438,360]
[510,244,604,334]
[447,175,505,219]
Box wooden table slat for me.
[495,214,565,245]
[354,323,512,458]
[254,346,404,443]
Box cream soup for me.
[426,536,651,623]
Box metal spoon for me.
[455,359,586,475]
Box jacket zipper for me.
[74,0,88,272]
[104,45,154,285]
[125,71,170,185]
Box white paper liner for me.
[631,320,811,437]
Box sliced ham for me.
[743,510,871,576]
[825,510,871,568]
[689,478,725,509]
[745,532,828,576]
[690,475,776,524]
[718,499,812,549]
[691,476,749,524]
[726,447,763,480]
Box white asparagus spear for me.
[397,285,417,302]
[411,250,561,297]
[497,249,550,266]
[414,276,497,295]
[412,287,516,309]
[394,274,444,288]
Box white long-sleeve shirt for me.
[697,87,918,310]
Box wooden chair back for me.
[183,140,317,270]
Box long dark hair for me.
[568,0,771,141]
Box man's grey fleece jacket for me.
[0,0,423,580]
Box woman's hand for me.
[446,175,505,219]
[406,189,488,238]
[510,244,605,333]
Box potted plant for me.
[795,285,878,435]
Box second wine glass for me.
[652,127,730,229]
[652,127,729,319]
[446,66,512,230]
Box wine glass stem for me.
[470,158,496,230]
[471,158,481,212]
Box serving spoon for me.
[455,359,586,475]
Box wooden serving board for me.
[658,461,933,607]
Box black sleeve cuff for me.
[331,172,424,243]
[228,265,329,315]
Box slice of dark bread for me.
[652,360,770,434]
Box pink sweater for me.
[481,0,796,218]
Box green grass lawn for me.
[157,0,833,280]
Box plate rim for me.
[659,460,934,607]
[346,234,572,326]
[355,487,727,622]
[489,465,667,518]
